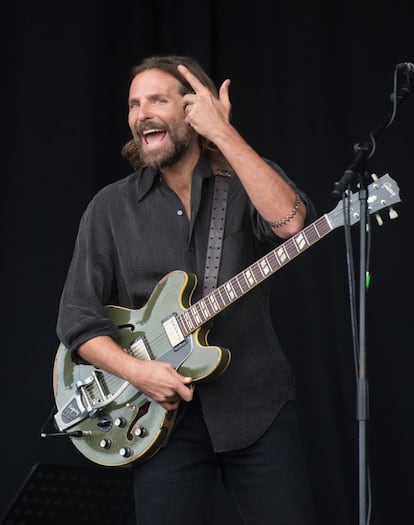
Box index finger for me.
[177,64,205,93]
[178,381,194,402]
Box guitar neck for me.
[176,172,401,335]
[178,214,334,335]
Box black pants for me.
[133,393,315,525]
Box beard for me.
[134,122,196,170]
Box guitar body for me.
[52,174,401,467]
[53,270,231,467]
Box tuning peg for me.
[389,207,398,220]
[371,173,378,181]
[375,213,384,226]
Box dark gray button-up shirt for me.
[57,154,316,452]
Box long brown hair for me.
[121,55,219,170]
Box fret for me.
[224,281,236,301]
[199,299,210,320]
[275,245,289,266]
[269,252,280,272]
[258,257,271,278]
[237,271,250,293]
[185,310,195,331]
[202,296,215,317]
[253,264,262,282]
[192,303,203,325]
[293,236,302,254]
[180,314,189,336]
[176,315,188,337]
[294,231,308,251]
[303,224,316,245]
[285,238,299,259]
[215,287,227,310]
[266,251,278,273]
[306,222,321,244]
[299,227,312,246]
[244,267,257,288]
[232,275,244,295]
[315,216,330,238]
[207,293,220,313]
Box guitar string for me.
[93,214,334,398]
[81,182,390,409]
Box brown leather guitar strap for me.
[203,152,234,296]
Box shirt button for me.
[177,210,183,216]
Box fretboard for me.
[177,213,334,335]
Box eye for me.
[129,101,140,110]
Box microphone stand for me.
[331,63,412,525]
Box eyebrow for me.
[129,91,178,104]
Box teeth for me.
[143,129,163,135]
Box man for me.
[57,54,316,524]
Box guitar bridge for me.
[54,369,127,431]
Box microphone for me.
[396,62,414,73]
[331,61,413,199]
[396,62,414,86]
[394,62,414,102]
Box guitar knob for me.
[114,417,126,428]
[119,446,133,458]
[99,438,112,449]
[134,426,147,438]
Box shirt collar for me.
[135,154,212,202]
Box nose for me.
[137,101,154,121]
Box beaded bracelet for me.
[268,193,301,228]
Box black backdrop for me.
[1,1,413,524]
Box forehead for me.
[129,69,181,98]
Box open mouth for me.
[142,129,167,148]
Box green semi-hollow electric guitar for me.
[53,174,400,467]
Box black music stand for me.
[0,463,135,525]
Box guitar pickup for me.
[130,336,152,360]
[162,314,185,347]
